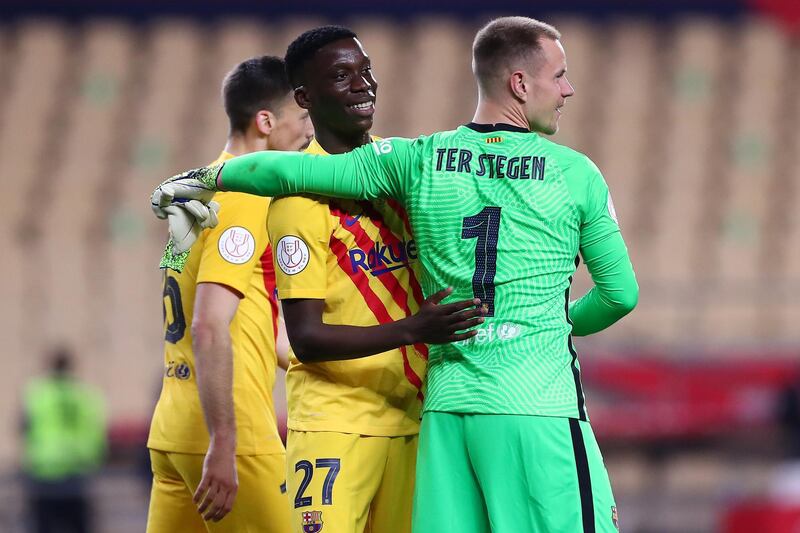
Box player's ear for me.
[294,86,312,110]
[255,109,275,136]
[509,71,528,103]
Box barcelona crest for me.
[302,510,324,533]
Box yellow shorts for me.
[147,449,291,533]
[286,430,417,533]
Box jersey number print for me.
[461,206,502,316]
[162,274,186,343]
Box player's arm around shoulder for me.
[566,156,638,336]
[346,136,423,203]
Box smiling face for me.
[522,38,574,135]
[295,37,378,138]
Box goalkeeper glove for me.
[158,201,221,272]
[152,164,222,271]
[164,200,221,253]
[151,163,222,218]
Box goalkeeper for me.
[153,17,638,533]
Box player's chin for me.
[340,114,374,134]
[352,114,374,130]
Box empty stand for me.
[592,20,661,241]
[106,19,206,420]
[401,18,475,136]
[37,21,137,382]
[0,19,73,467]
[699,18,790,343]
[193,19,271,162]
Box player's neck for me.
[224,132,267,157]
[472,98,530,131]
[313,128,371,155]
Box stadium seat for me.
[402,18,475,135]
[716,18,788,284]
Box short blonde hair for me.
[472,16,561,95]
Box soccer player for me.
[146,56,313,533]
[153,16,639,533]
[272,26,484,533]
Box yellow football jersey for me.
[148,152,284,455]
[267,139,428,437]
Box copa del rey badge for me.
[276,235,310,275]
[218,226,255,264]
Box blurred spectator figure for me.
[778,379,800,458]
[20,347,107,533]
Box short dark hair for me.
[284,25,358,89]
[472,17,561,95]
[49,345,73,376]
[222,55,292,134]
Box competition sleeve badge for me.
[276,235,310,275]
[607,192,619,224]
[301,510,323,533]
[218,226,255,264]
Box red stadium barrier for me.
[581,356,800,441]
[750,0,800,33]
[722,501,800,533]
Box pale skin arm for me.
[191,282,241,522]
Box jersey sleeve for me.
[577,159,620,247]
[566,158,639,336]
[220,137,419,204]
[267,196,330,300]
[196,192,269,298]
[569,231,638,336]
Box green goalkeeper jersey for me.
[219,123,638,420]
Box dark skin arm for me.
[282,288,485,363]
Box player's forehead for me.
[312,37,370,70]
[539,38,567,71]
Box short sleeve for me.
[267,195,330,300]
[196,191,269,298]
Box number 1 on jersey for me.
[461,206,501,317]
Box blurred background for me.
[0,0,798,531]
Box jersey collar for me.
[465,122,531,134]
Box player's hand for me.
[193,440,238,522]
[403,287,486,344]
[150,163,223,219]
